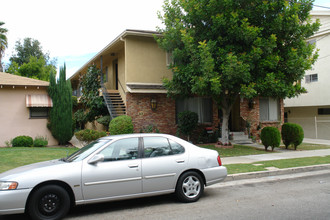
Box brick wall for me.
[126,93,177,134]
[126,93,284,141]
[240,97,284,139]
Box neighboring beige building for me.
[0,72,57,146]
[284,11,330,139]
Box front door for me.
[81,137,142,201]
[113,60,118,90]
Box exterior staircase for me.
[230,131,253,144]
[102,89,126,118]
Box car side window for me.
[143,137,171,158]
[99,138,139,162]
[143,137,184,158]
[169,139,185,154]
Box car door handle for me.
[128,164,139,168]
[176,159,185,163]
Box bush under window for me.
[260,127,281,151]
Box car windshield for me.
[65,139,110,162]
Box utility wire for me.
[313,5,330,10]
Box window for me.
[306,39,316,46]
[100,138,139,161]
[166,51,173,66]
[318,108,330,115]
[29,107,49,119]
[143,137,184,158]
[305,74,318,83]
[176,97,213,123]
[259,97,279,121]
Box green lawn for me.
[278,143,330,151]
[199,144,277,157]
[226,155,330,174]
[0,147,78,173]
[1,142,329,174]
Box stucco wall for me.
[125,36,172,84]
[284,14,330,107]
[285,106,330,139]
[0,87,57,146]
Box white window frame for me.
[259,97,280,122]
[305,74,318,83]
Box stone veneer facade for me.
[126,93,284,140]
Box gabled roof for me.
[0,72,49,87]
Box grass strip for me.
[225,155,330,174]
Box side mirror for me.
[88,154,104,164]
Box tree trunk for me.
[219,95,237,145]
[0,54,3,72]
[221,107,231,145]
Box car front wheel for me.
[175,171,204,203]
[27,185,70,220]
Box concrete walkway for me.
[223,139,330,165]
[222,149,330,165]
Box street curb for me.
[224,163,330,182]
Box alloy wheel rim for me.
[182,176,200,198]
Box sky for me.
[1,0,330,79]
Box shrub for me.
[109,115,134,135]
[12,135,33,147]
[75,129,107,143]
[178,111,198,141]
[260,127,281,151]
[139,124,160,133]
[96,115,111,127]
[33,136,48,147]
[74,109,87,130]
[281,123,304,150]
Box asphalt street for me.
[2,170,329,220]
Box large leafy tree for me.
[156,0,320,144]
[6,38,56,81]
[48,64,73,145]
[0,21,8,72]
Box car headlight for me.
[0,181,18,190]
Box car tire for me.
[27,185,70,220]
[175,171,204,203]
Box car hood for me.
[0,159,66,180]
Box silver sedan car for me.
[0,133,227,220]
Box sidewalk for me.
[222,149,330,165]
[221,139,330,182]
[223,138,330,165]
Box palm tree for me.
[0,21,8,72]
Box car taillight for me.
[217,155,222,166]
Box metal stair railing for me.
[101,83,115,119]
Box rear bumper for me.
[0,188,31,215]
[202,166,227,186]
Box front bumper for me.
[0,188,31,215]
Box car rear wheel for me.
[27,185,70,220]
[175,171,204,203]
